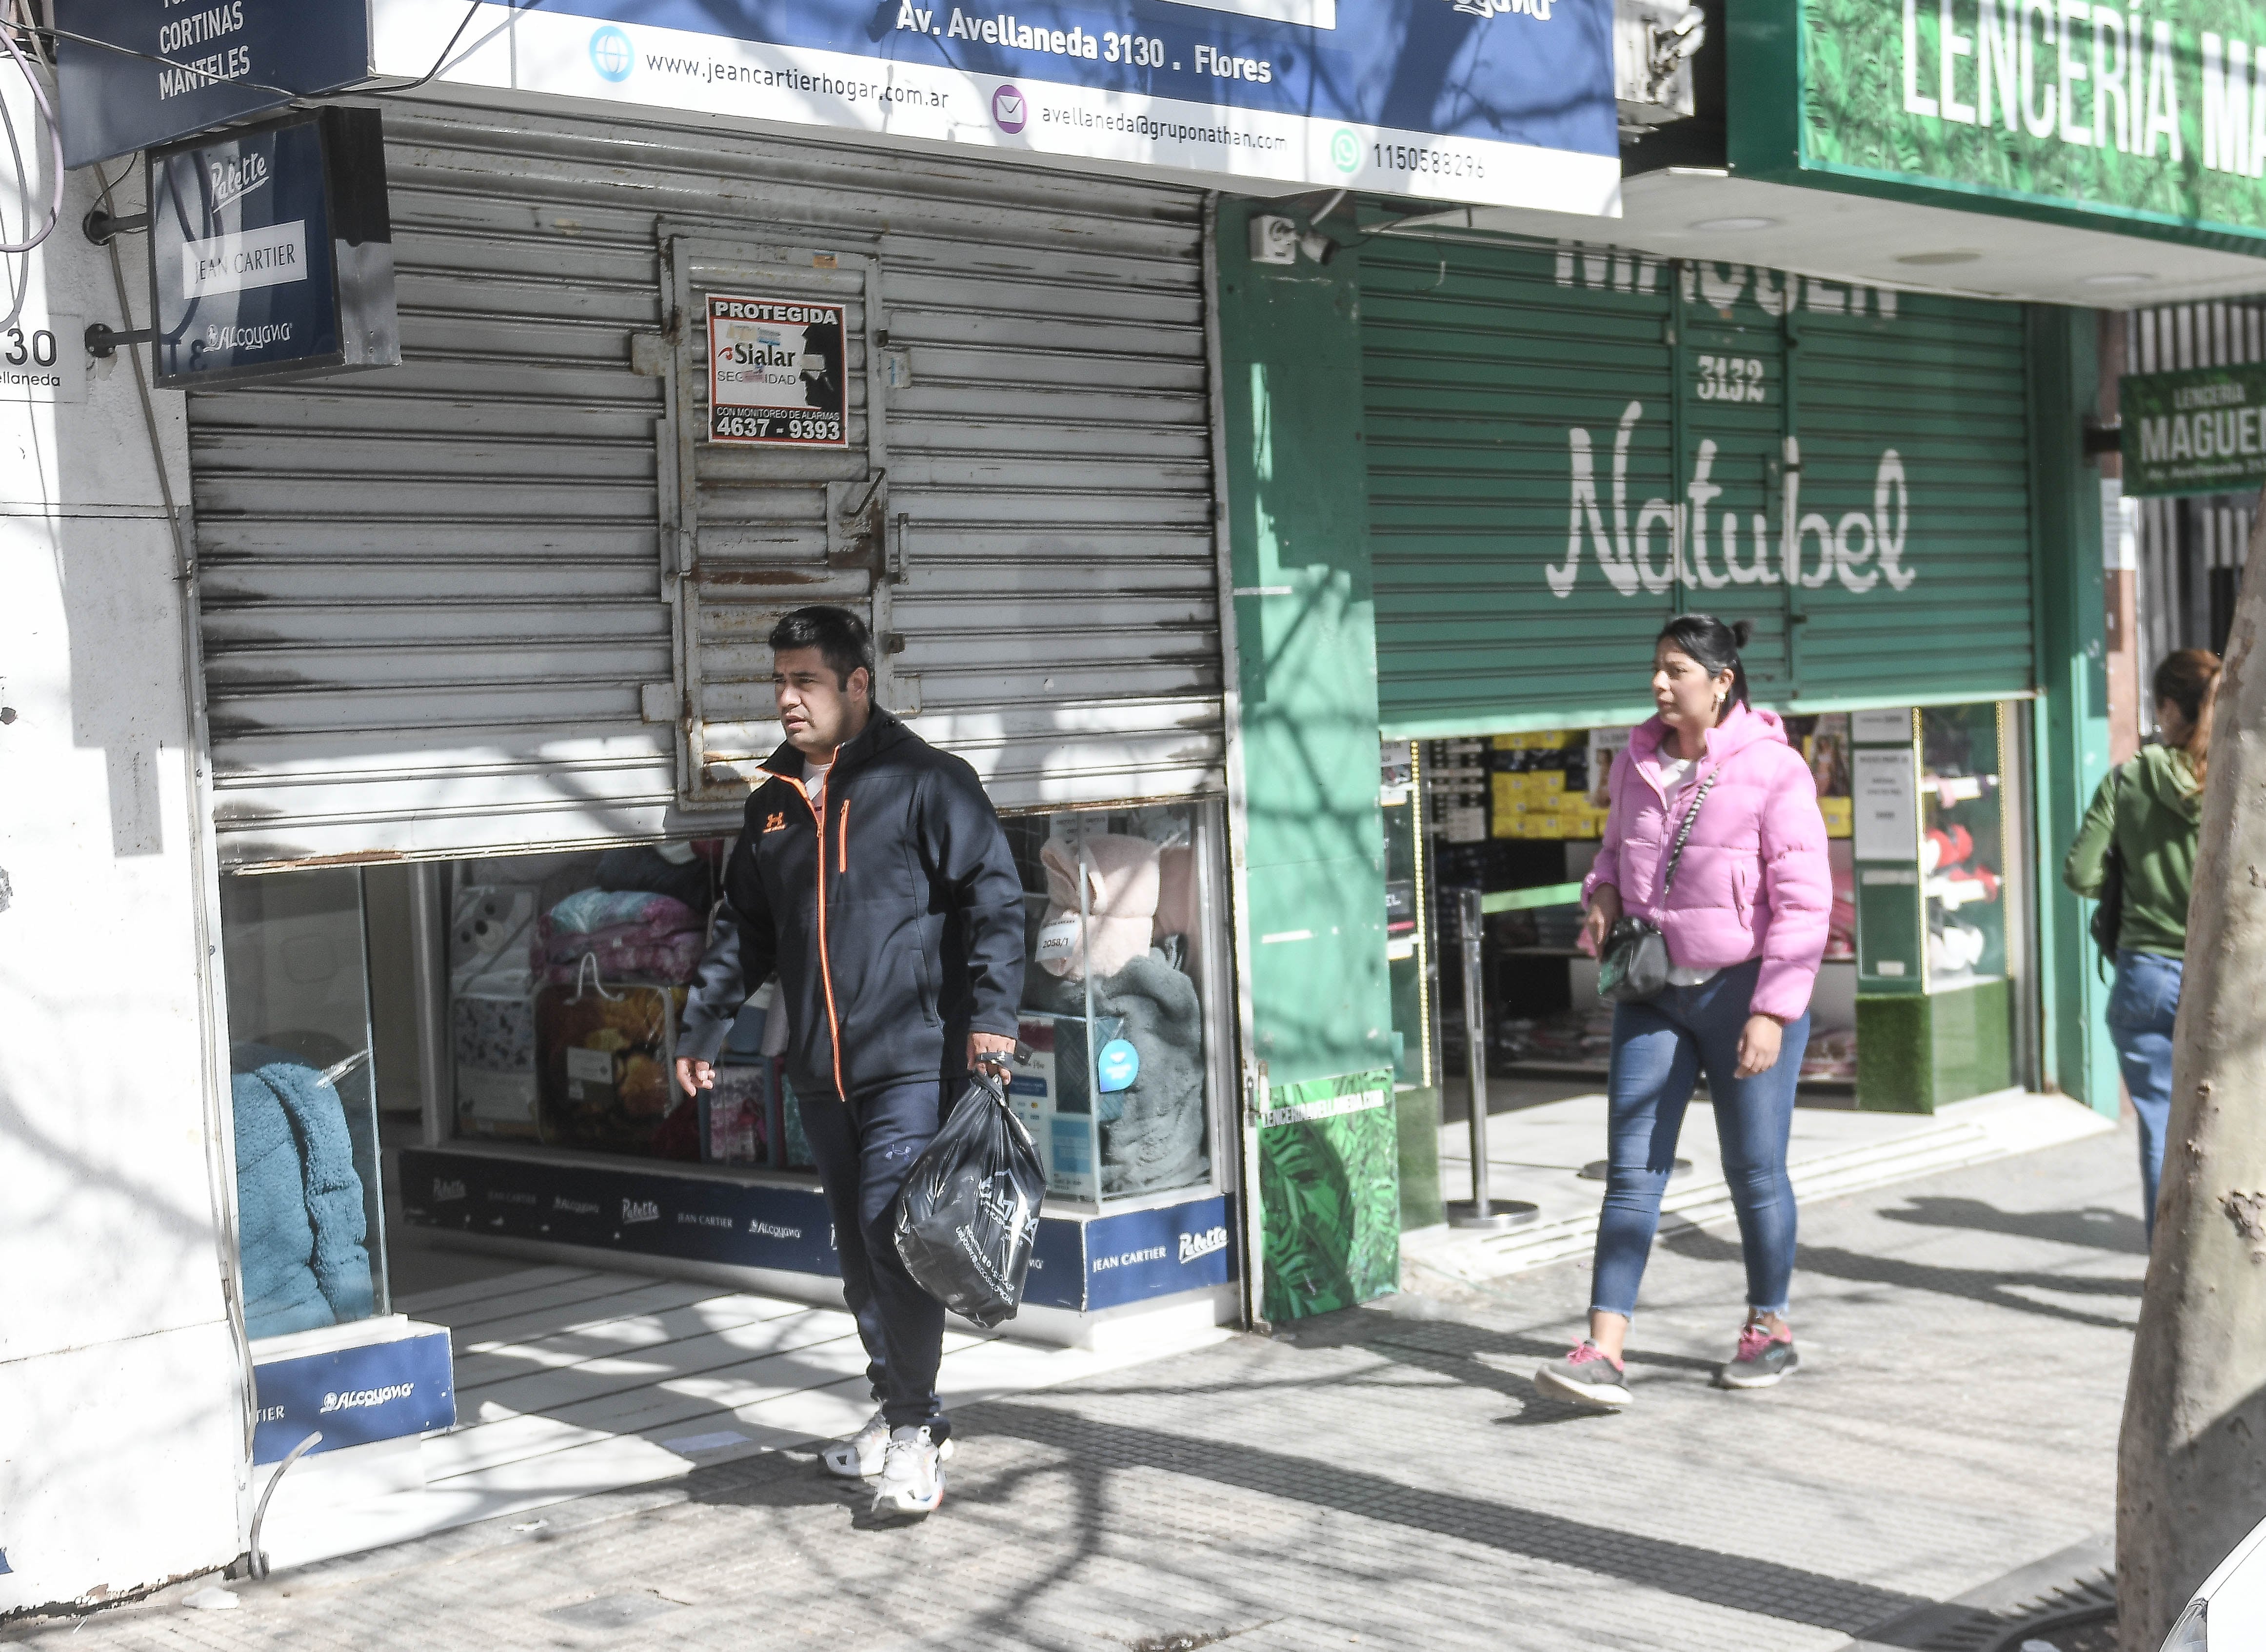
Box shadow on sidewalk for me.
[1659,1228,2142,1329]
[1875,1196,2148,1256]
[957,1399,1934,1637]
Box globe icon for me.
[590,26,634,82]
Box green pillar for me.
[2026,306,2118,1115]
[1216,200,1398,1319]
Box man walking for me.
[675,605,1026,1519]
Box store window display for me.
[1007,804,1215,1203]
[449,843,724,1159]
[433,805,1223,1207]
[219,869,387,1338]
[1423,716,1864,1096]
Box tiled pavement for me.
[3,1121,2149,1652]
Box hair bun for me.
[1729,618,1754,649]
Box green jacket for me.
[2062,744,2203,958]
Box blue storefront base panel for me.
[1081,1197,1236,1312]
[251,1329,456,1465]
[398,1148,1236,1318]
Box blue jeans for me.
[2106,948,2184,1239]
[799,1076,952,1435]
[1590,959,1809,1321]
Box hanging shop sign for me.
[1729,0,2266,243]
[365,0,1620,214]
[143,107,400,391]
[2120,362,2266,497]
[708,293,851,448]
[55,0,376,169]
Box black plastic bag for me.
[893,1071,1046,1328]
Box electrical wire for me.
[0,0,63,255]
[358,0,494,97]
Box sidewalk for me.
[247,1267,1231,1574]
[1411,1086,2114,1284]
[4,1124,2149,1652]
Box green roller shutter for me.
[1786,297,2034,706]
[1362,234,2034,737]
[1364,237,1678,735]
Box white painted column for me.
[0,57,249,1613]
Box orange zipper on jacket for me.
[765,762,848,1101]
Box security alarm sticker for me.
[708,293,848,448]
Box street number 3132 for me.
[1695,354,1767,403]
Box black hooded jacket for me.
[678,709,1027,1099]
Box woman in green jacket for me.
[2063,648,2220,1239]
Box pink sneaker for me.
[1717,1321,1800,1390]
[1533,1340,1632,1410]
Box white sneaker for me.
[822,1409,955,1479]
[820,1408,890,1479]
[871,1425,946,1518]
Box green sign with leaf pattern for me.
[1257,1069,1399,1323]
[1730,0,2266,241]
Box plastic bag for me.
[892,1072,1047,1329]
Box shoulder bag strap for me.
[1659,769,1721,897]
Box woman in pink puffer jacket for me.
[1532,615,1830,1414]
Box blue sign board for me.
[251,1328,456,1464]
[145,108,399,389]
[56,0,376,170]
[1081,1194,1236,1310]
[375,0,1618,213]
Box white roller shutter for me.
[192,99,1223,870]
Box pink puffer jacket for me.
[1582,703,1831,1021]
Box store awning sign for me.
[146,108,400,390]
[1730,0,2266,243]
[2121,363,2266,498]
[365,0,1620,214]
[55,0,377,169]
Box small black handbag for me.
[1596,770,1719,1004]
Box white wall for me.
[0,62,248,1612]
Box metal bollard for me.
[1447,885,1537,1231]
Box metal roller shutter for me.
[192,108,674,870]
[1361,232,2035,738]
[193,100,1221,870]
[1362,235,1677,736]
[1788,295,2033,707]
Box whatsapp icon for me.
[1330,128,1361,174]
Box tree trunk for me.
[2118,504,2266,1651]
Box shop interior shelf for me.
[1499,945,1589,958]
